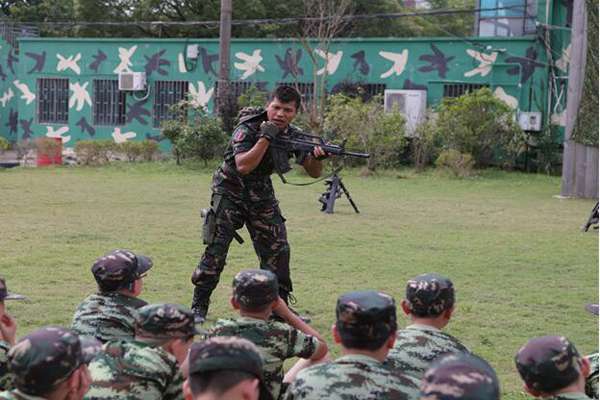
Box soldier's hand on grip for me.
[259,121,279,141]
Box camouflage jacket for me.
[385,323,471,379]
[544,392,593,400]
[84,339,184,400]
[0,389,48,400]
[209,316,319,399]
[0,342,14,392]
[586,353,599,399]
[283,354,420,400]
[71,292,147,342]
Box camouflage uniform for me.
[0,277,25,392]
[188,336,273,400]
[85,303,200,400]
[284,290,420,400]
[0,327,96,399]
[386,274,470,379]
[585,303,599,399]
[515,335,592,399]
[191,110,307,318]
[209,270,318,399]
[419,353,500,400]
[71,250,153,342]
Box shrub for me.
[411,115,437,171]
[140,140,159,161]
[237,86,267,109]
[435,149,475,177]
[323,93,409,171]
[117,141,143,162]
[35,138,62,163]
[0,137,9,152]
[74,139,116,165]
[433,88,524,169]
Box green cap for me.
[336,290,397,344]
[406,273,455,316]
[135,303,202,339]
[232,269,279,309]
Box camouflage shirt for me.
[0,342,13,392]
[85,339,184,400]
[385,323,470,379]
[0,389,48,400]
[71,292,147,342]
[544,393,593,400]
[284,354,420,400]
[587,353,599,399]
[209,316,319,399]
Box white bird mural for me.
[493,87,519,109]
[13,80,36,105]
[69,82,92,111]
[178,53,187,73]
[114,46,138,74]
[45,126,71,143]
[316,49,343,76]
[234,49,265,80]
[112,127,137,143]
[189,81,214,110]
[554,44,571,73]
[379,50,409,78]
[56,53,82,75]
[464,49,498,77]
[0,88,14,107]
[551,109,567,126]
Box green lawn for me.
[0,162,597,399]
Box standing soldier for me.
[284,290,420,400]
[386,273,470,378]
[516,335,593,400]
[85,303,199,400]
[419,353,500,400]
[72,249,153,342]
[0,278,24,391]
[191,85,327,323]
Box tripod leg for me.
[338,180,360,214]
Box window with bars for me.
[443,83,489,98]
[476,0,537,36]
[153,80,189,128]
[93,80,126,126]
[330,82,387,103]
[37,78,69,124]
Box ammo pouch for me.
[201,194,244,245]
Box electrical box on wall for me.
[186,44,199,60]
[384,89,427,135]
[518,111,542,131]
[118,72,147,91]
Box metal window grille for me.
[443,83,489,98]
[361,83,387,99]
[276,82,315,103]
[213,81,268,107]
[153,80,189,128]
[93,80,126,126]
[37,78,69,124]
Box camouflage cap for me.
[8,327,97,395]
[135,303,201,339]
[92,249,153,291]
[420,353,500,400]
[405,273,455,316]
[0,277,25,301]
[188,337,273,400]
[336,290,397,343]
[585,303,599,316]
[515,335,583,392]
[79,337,104,364]
[232,269,279,309]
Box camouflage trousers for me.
[191,192,292,314]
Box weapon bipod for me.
[582,201,599,232]
[318,173,359,214]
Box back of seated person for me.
[71,249,153,342]
[0,277,24,392]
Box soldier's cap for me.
[135,303,202,339]
[92,249,153,291]
[232,269,279,309]
[336,290,397,341]
[585,303,599,316]
[79,337,104,364]
[420,353,500,400]
[405,273,455,316]
[0,277,25,301]
[515,335,583,393]
[8,327,98,396]
[188,337,273,400]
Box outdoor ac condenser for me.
[384,89,427,135]
[118,72,146,91]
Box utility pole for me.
[217,0,232,119]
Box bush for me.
[0,137,9,152]
[433,88,524,169]
[140,140,160,161]
[435,149,475,177]
[323,93,409,171]
[411,115,437,171]
[35,138,62,163]
[117,141,143,162]
[74,139,116,165]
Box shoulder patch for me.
[233,127,248,143]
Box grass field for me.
[1,161,597,398]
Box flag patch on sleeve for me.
[233,128,247,143]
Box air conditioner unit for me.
[517,111,542,131]
[384,89,427,135]
[119,72,146,91]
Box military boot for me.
[191,287,211,324]
[270,291,312,324]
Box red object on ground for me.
[36,138,62,166]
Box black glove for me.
[259,121,279,141]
